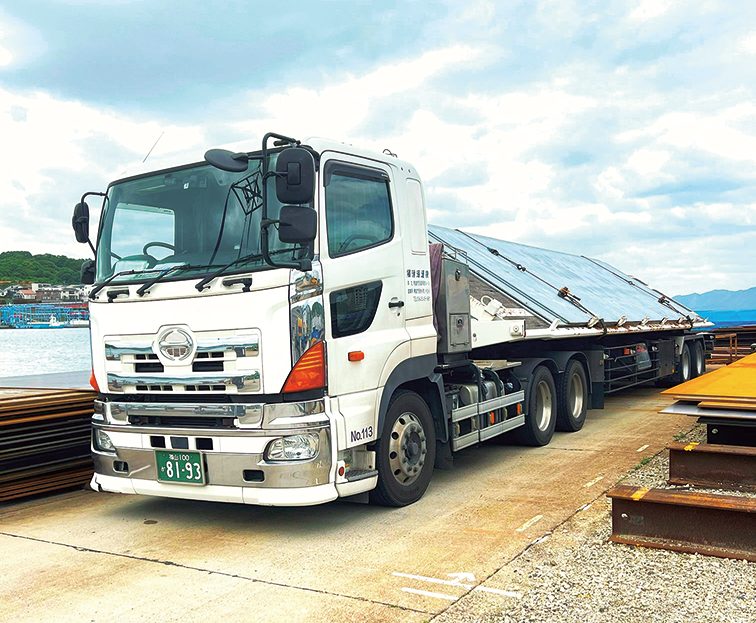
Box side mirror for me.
[275,148,315,204]
[278,205,317,244]
[72,202,90,244]
[80,259,95,285]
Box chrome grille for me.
[104,329,261,394]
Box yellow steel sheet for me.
[662,352,756,401]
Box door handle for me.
[388,298,405,309]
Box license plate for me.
[155,450,205,485]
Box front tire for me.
[556,360,588,432]
[370,390,436,507]
[515,366,557,446]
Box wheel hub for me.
[388,412,427,485]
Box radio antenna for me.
[142,130,165,163]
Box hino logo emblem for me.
[157,328,194,361]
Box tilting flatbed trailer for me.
[71,133,710,507]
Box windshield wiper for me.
[92,263,218,300]
[195,248,297,292]
[136,263,195,297]
[89,268,161,299]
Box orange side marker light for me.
[348,351,364,362]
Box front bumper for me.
[91,406,336,505]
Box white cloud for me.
[0,86,205,256]
[2,1,756,296]
[738,32,756,54]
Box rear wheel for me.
[370,390,436,507]
[673,343,692,385]
[556,360,588,432]
[692,341,706,378]
[515,366,557,446]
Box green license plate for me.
[155,450,205,485]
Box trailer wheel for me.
[370,390,436,507]
[692,341,706,378]
[515,366,557,446]
[673,343,692,385]
[556,360,588,432]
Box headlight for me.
[265,433,320,461]
[93,429,116,453]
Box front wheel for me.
[515,366,557,446]
[370,390,436,507]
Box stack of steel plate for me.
[0,388,94,502]
[661,352,756,446]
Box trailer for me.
[71,132,710,507]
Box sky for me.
[1,0,755,295]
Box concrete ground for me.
[0,387,694,622]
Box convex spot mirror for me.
[80,259,95,285]
[276,148,315,204]
[204,148,249,173]
[278,205,317,244]
[72,202,90,244]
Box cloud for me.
[1,0,756,296]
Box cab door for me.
[319,153,410,406]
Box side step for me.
[607,485,756,562]
[345,469,378,482]
[668,442,756,491]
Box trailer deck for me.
[429,225,709,337]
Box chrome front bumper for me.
[91,397,337,505]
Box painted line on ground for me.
[583,475,605,488]
[515,514,543,532]
[393,571,471,588]
[636,444,649,452]
[400,587,457,601]
[393,572,522,601]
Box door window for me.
[325,164,393,257]
[330,281,383,338]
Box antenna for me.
[142,131,165,163]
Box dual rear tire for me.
[515,361,588,446]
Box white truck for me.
[72,132,710,507]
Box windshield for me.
[95,155,311,283]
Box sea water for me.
[0,327,92,378]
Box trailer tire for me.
[692,341,706,378]
[673,343,692,385]
[370,390,436,507]
[556,360,588,432]
[515,366,557,446]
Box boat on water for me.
[24,314,63,329]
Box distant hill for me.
[675,286,756,312]
[0,251,88,285]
